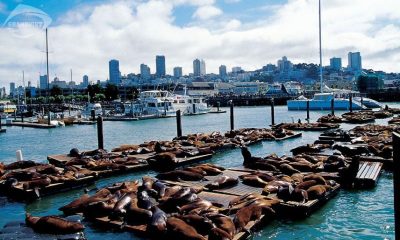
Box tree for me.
[87,84,102,102]
[104,83,119,101]
[50,86,62,96]
[93,93,105,102]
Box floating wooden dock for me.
[103,117,139,121]
[355,161,383,188]
[267,132,302,142]
[0,129,6,133]
[208,110,227,114]
[5,122,57,129]
[0,175,96,200]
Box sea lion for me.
[141,176,155,191]
[208,227,233,240]
[289,162,314,172]
[22,177,52,190]
[241,175,269,187]
[125,197,153,224]
[59,188,112,214]
[148,206,167,233]
[112,192,136,217]
[178,214,214,235]
[185,166,207,175]
[137,190,154,210]
[156,170,205,181]
[303,174,327,185]
[206,214,236,238]
[196,165,223,176]
[307,185,331,200]
[279,164,301,175]
[152,181,167,198]
[166,217,206,240]
[205,176,238,190]
[234,204,275,232]
[296,180,318,190]
[291,173,304,184]
[229,193,265,208]
[5,160,38,170]
[151,152,178,165]
[178,199,213,214]
[163,186,183,198]
[25,213,84,234]
[262,180,291,195]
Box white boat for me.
[82,103,103,117]
[123,101,144,116]
[288,93,364,110]
[353,97,383,109]
[172,95,210,115]
[138,90,176,117]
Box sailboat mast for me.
[22,70,26,104]
[319,0,323,93]
[46,28,50,124]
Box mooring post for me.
[193,103,196,114]
[361,97,364,108]
[0,116,2,129]
[48,111,51,125]
[97,116,104,150]
[349,95,353,113]
[176,110,182,138]
[331,98,335,116]
[230,101,234,131]
[91,109,95,121]
[271,98,275,126]
[14,110,16,121]
[306,100,310,122]
[217,101,220,112]
[393,132,400,240]
[21,112,24,123]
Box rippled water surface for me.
[0,105,397,239]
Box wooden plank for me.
[356,162,368,178]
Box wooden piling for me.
[0,116,2,129]
[193,103,196,114]
[97,116,104,150]
[91,109,96,121]
[331,98,335,115]
[230,102,234,131]
[393,132,400,240]
[48,111,51,125]
[21,113,24,123]
[217,101,220,112]
[271,98,275,126]
[14,110,16,121]
[306,100,310,121]
[349,95,353,112]
[176,110,182,138]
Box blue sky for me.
[0,0,399,88]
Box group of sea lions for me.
[274,122,340,130]
[0,160,97,197]
[59,174,271,240]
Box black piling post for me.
[361,97,364,108]
[193,103,196,114]
[176,110,182,138]
[91,109,95,121]
[48,111,51,125]
[97,116,104,150]
[230,101,234,131]
[14,110,16,121]
[21,112,24,123]
[331,98,335,116]
[393,132,400,240]
[217,101,220,112]
[306,100,310,121]
[271,98,275,126]
[349,95,353,113]
[0,116,2,129]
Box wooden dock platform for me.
[272,132,302,142]
[0,129,6,133]
[5,122,57,129]
[103,117,139,121]
[355,161,383,188]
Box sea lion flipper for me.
[34,188,40,198]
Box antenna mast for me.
[319,0,323,93]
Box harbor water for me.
[0,105,396,239]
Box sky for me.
[0,0,399,89]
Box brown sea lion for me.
[296,180,318,190]
[125,197,152,224]
[291,173,304,184]
[234,204,275,232]
[208,227,233,240]
[5,160,38,170]
[156,170,205,181]
[289,162,314,172]
[206,213,236,238]
[229,193,264,207]
[148,206,167,233]
[196,165,223,176]
[178,199,213,214]
[262,180,291,195]
[25,213,84,234]
[152,181,167,198]
[59,188,112,214]
[185,166,207,175]
[241,175,269,187]
[22,177,51,190]
[166,217,206,240]
[303,174,327,185]
[279,163,301,175]
[205,176,238,190]
[112,192,136,216]
[151,152,178,165]
[163,186,183,199]
[307,185,331,200]
[178,214,214,235]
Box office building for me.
[39,75,48,89]
[82,75,89,88]
[9,82,15,97]
[330,57,342,71]
[348,52,362,72]
[156,55,166,77]
[193,59,206,77]
[140,64,151,80]
[109,59,121,85]
[277,56,293,73]
[173,67,183,78]
[219,65,227,78]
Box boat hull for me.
[287,99,363,110]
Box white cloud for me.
[225,0,241,3]
[192,5,223,20]
[0,0,400,89]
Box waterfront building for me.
[348,52,362,72]
[82,75,89,88]
[51,77,68,89]
[156,55,166,77]
[140,64,151,80]
[109,59,121,85]
[173,67,183,78]
[219,65,227,78]
[330,57,342,71]
[193,59,206,76]
[39,75,48,89]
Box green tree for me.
[50,86,63,96]
[104,83,119,100]
[87,84,102,102]
[93,93,105,102]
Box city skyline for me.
[0,0,399,89]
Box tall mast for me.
[22,70,26,104]
[70,68,73,96]
[319,0,323,93]
[46,28,50,124]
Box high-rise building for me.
[156,55,166,77]
[109,59,121,85]
[193,59,206,76]
[82,75,89,88]
[140,64,151,80]
[9,82,15,97]
[0,87,6,98]
[277,56,293,73]
[219,65,227,78]
[173,67,183,78]
[348,52,362,72]
[40,75,48,89]
[330,57,342,71]
[232,67,242,73]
